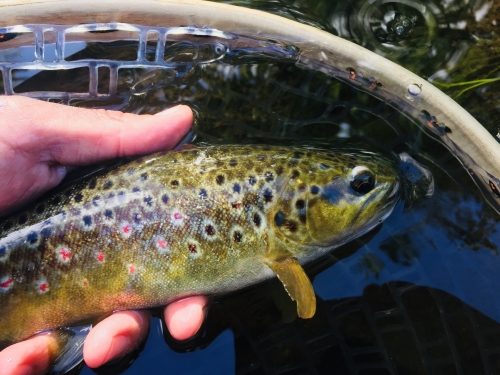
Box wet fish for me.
[0,144,401,348]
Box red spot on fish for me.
[129,265,136,274]
[59,248,71,261]
[174,212,182,220]
[231,202,242,209]
[0,278,13,289]
[39,283,48,292]
[97,252,105,263]
[123,225,131,234]
[83,280,89,287]
[157,238,167,249]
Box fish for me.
[0,144,401,349]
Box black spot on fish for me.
[285,220,298,233]
[144,196,153,206]
[253,213,261,227]
[0,246,6,257]
[41,228,52,237]
[257,155,266,161]
[291,170,300,179]
[276,166,284,175]
[265,172,274,182]
[18,214,28,225]
[263,189,273,203]
[171,180,179,188]
[132,187,140,193]
[319,163,329,170]
[108,192,115,199]
[189,244,197,253]
[274,211,286,227]
[296,200,305,210]
[199,189,208,199]
[3,221,12,231]
[229,159,238,167]
[105,210,113,219]
[311,186,320,194]
[83,215,92,226]
[118,191,126,200]
[134,213,141,224]
[216,175,225,185]
[140,173,148,181]
[249,176,257,186]
[27,232,38,244]
[103,180,113,190]
[233,231,242,243]
[93,196,101,206]
[36,204,45,214]
[74,193,83,203]
[88,178,97,189]
[233,183,241,194]
[205,225,215,236]
[162,194,169,204]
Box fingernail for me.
[104,335,131,364]
[155,105,183,116]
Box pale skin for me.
[0,96,208,375]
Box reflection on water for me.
[210,0,500,140]
[1,1,500,374]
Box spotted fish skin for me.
[0,144,400,347]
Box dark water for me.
[2,1,500,374]
[210,0,500,141]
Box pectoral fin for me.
[266,257,316,319]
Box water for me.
[213,0,500,140]
[1,1,500,374]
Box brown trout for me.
[0,144,401,349]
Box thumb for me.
[0,96,193,166]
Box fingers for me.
[0,297,208,374]
[0,96,193,213]
[0,335,58,375]
[83,297,208,369]
[164,296,209,341]
[0,96,193,166]
[83,311,149,369]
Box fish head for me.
[271,150,401,258]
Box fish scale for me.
[0,144,401,348]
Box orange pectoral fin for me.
[266,257,316,319]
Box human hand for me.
[0,97,208,375]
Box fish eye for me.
[350,166,375,194]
